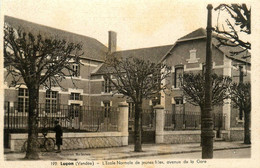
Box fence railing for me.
[141,109,155,131]
[4,102,119,132]
[128,108,155,131]
[164,110,225,131]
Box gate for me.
[128,109,155,144]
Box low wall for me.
[230,128,244,141]
[9,132,128,152]
[220,128,245,141]
[163,131,201,144]
[162,130,224,144]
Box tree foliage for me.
[181,73,232,108]
[4,23,83,89]
[230,82,251,112]
[229,82,251,144]
[214,4,251,55]
[104,56,171,152]
[104,56,171,102]
[4,23,83,159]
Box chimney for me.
[108,31,117,54]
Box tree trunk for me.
[134,101,142,152]
[25,86,40,159]
[244,110,251,144]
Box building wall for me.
[163,39,225,114]
[4,59,102,107]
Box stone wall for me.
[9,132,126,152]
[163,131,201,144]
[230,129,244,141]
[220,129,244,141]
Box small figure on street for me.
[53,120,63,153]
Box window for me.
[70,104,80,118]
[174,97,184,114]
[104,102,110,118]
[45,90,58,113]
[72,64,80,77]
[175,99,183,105]
[103,77,111,93]
[18,88,29,113]
[70,92,81,100]
[174,66,184,88]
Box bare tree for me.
[230,82,251,144]
[214,4,251,55]
[4,24,83,159]
[104,56,170,152]
[181,73,232,116]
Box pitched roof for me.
[178,27,207,41]
[212,38,251,63]
[162,28,250,64]
[4,16,107,62]
[93,45,173,75]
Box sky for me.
[2,0,253,51]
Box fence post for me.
[155,105,164,144]
[118,102,129,146]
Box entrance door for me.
[70,104,81,129]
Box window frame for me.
[70,92,81,100]
[17,88,29,113]
[104,77,112,93]
[72,63,80,77]
[174,66,184,88]
[45,90,58,113]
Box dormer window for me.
[186,49,200,63]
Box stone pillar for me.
[155,105,165,144]
[223,55,232,140]
[118,102,129,146]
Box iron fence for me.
[164,110,225,131]
[128,108,155,131]
[4,101,119,132]
[141,109,155,131]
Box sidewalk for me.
[4,141,250,161]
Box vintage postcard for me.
[0,0,259,167]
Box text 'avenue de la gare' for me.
[57,159,207,166]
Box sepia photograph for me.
[1,0,259,167]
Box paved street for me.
[4,141,251,161]
[130,148,251,159]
